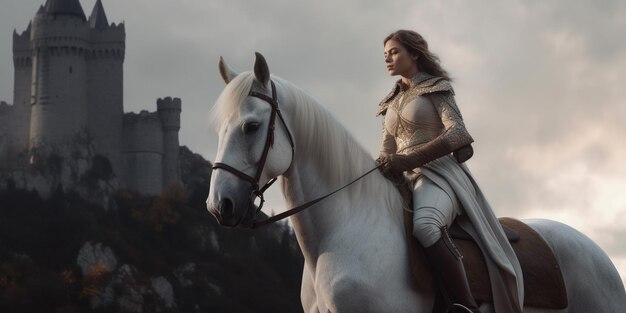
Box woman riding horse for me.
[376,29,524,313]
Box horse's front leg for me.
[301,265,320,313]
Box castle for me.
[0,0,182,196]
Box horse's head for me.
[206,53,295,227]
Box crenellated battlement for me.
[156,97,182,110]
[157,97,182,131]
[90,22,125,41]
[13,23,32,52]
[90,22,125,60]
[123,110,162,125]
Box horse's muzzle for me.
[207,198,234,226]
[207,197,254,227]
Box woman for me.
[376,30,524,313]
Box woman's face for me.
[384,39,418,77]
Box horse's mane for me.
[210,72,403,225]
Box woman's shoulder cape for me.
[376,75,454,116]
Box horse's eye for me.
[243,122,260,134]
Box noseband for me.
[212,81,295,223]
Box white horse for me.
[206,53,626,313]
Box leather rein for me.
[212,80,381,228]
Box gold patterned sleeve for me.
[430,91,474,151]
[387,91,474,172]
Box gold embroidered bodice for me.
[378,72,473,156]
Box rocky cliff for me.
[0,147,304,313]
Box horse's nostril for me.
[219,198,234,218]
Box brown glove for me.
[376,155,391,174]
[376,154,405,184]
[386,153,419,173]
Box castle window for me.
[69,66,73,74]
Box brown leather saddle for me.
[399,188,568,310]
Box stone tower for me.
[29,0,91,158]
[86,0,125,178]
[25,0,125,167]
[157,97,181,190]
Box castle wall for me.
[11,27,33,163]
[157,97,181,190]
[0,102,14,168]
[87,24,125,181]
[122,111,164,195]
[29,14,90,157]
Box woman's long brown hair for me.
[384,30,451,81]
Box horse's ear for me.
[219,56,238,84]
[253,52,270,89]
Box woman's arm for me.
[386,91,474,172]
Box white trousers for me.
[412,174,462,247]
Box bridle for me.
[212,80,295,225]
[212,80,381,228]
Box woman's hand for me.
[377,154,413,174]
[376,154,406,184]
[387,154,415,173]
[376,154,392,174]
[376,154,388,167]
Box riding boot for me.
[423,227,482,313]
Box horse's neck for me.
[280,167,337,259]
[280,148,384,264]
[275,89,402,266]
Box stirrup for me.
[450,303,478,313]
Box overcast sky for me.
[1,0,625,286]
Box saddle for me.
[398,185,568,310]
